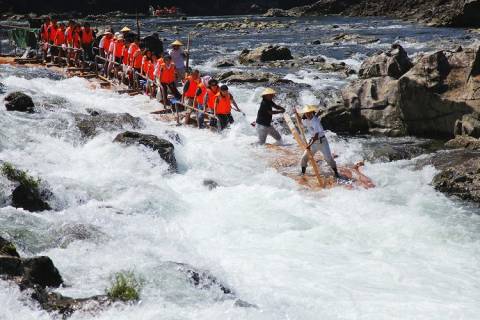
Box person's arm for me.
[230,94,244,115]
[182,80,190,103]
[306,118,321,148]
[214,96,220,116]
[203,92,209,109]
[272,102,285,114]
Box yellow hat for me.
[120,26,131,32]
[261,88,276,96]
[171,40,184,46]
[300,105,319,114]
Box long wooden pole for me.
[185,32,191,74]
[283,112,325,188]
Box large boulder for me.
[4,92,35,113]
[22,256,63,288]
[239,44,293,64]
[75,112,143,138]
[454,112,480,137]
[359,44,413,79]
[338,45,480,138]
[445,135,480,150]
[432,158,480,203]
[113,131,177,172]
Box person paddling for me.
[168,40,187,83]
[256,88,285,145]
[214,85,243,131]
[299,105,339,178]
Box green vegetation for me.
[106,270,144,302]
[1,162,40,189]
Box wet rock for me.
[359,44,413,79]
[4,91,35,113]
[320,104,368,134]
[363,142,427,162]
[217,70,290,84]
[433,158,480,203]
[331,33,380,45]
[445,135,480,150]
[215,60,235,68]
[0,82,5,94]
[454,112,480,137]
[22,256,63,288]
[113,131,177,172]
[239,44,293,64]
[74,112,143,138]
[203,179,219,190]
[0,236,19,257]
[1,164,52,212]
[263,8,299,17]
[164,130,183,145]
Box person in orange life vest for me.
[193,75,211,129]
[128,38,143,89]
[53,23,66,63]
[80,22,95,61]
[106,33,124,79]
[141,51,155,96]
[98,30,113,58]
[214,85,243,131]
[202,79,220,127]
[182,69,201,125]
[65,20,75,48]
[120,38,131,85]
[39,17,50,61]
[157,55,181,106]
[47,19,58,57]
[99,30,113,76]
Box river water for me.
[1,15,480,320]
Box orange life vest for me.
[54,28,65,46]
[65,26,74,44]
[196,83,207,105]
[114,41,124,58]
[81,28,93,45]
[142,56,149,75]
[122,46,129,65]
[184,76,200,98]
[215,93,232,115]
[159,63,176,84]
[73,32,81,48]
[102,36,112,51]
[206,88,219,110]
[48,24,57,42]
[147,61,155,80]
[131,47,143,69]
[41,23,49,42]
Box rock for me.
[215,60,235,68]
[337,45,480,138]
[22,256,63,288]
[1,164,52,212]
[433,158,480,203]
[4,92,35,113]
[311,40,322,45]
[113,131,177,172]
[75,112,143,138]
[359,44,413,79]
[320,104,369,134]
[0,236,19,257]
[454,112,480,137]
[445,135,480,150]
[217,70,288,84]
[263,8,298,17]
[12,184,52,212]
[0,82,5,94]
[331,33,380,45]
[0,255,23,276]
[203,179,219,190]
[239,44,293,64]
[164,130,183,144]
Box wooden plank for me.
[283,113,326,188]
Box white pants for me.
[301,137,337,170]
[256,124,281,144]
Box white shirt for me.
[168,48,185,70]
[303,116,325,138]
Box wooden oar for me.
[283,112,325,188]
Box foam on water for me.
[1,56,480,319]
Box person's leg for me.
[184,98,193,125]
[300,141,321,174]
[218,115,228,130]
[168,82,181,99]
[197,105,205,128]
[256,124,268,145]
[228,113,234,124]
[267,126,282,145]
[319,138,339,177]
[160,83,169,106]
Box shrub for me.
[106,270,144,302]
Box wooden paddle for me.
[283,112,325,188]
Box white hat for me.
[261,88,276,96]
[299,105,319,114]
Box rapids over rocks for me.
[1,15,480,319]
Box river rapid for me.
[1,15,480,320]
